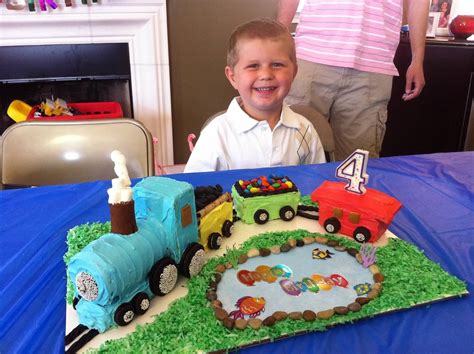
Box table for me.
[1,152,473,353]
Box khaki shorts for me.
[286,60,393,160]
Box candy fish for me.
[354,282,372,296]
[229,296,266,319]
[312,248,334,260]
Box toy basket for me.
[26,102,123,121]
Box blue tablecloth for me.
[1,152,473,353]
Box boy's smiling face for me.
[225,37,297,125]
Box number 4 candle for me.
[335,149,369,195]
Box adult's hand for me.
[402,61,425,101]
[404,0,430,101]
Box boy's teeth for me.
[256,87,274,91]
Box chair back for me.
[0,118,154,188]
[290,104,336,162]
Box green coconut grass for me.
[65,226,467,353]
[299,194,318,207]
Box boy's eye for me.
[245,64,258,69]
[272,62,284,68]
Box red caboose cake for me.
[311,181,402,243]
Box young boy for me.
[184,18,325,172]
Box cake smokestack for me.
[107,150,138,235]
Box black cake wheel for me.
[114,303,135,326]
[279,206,296,221]
[254,209,269,224]
[208,232,223,250]
[324,217,341,233]
[222,220,234,237]
[132,292,150,315]
[353,227,371,243]
[179,242,206,278]
[149,258,178,296]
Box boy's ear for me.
[225,66,238,90]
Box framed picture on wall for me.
[427,12,441,37]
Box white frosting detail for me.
[107,150,133,204]
[188,249,206,277]
[76,271,99,301]
[139,298,150,311]
[159,264,178,294]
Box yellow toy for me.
[7,100,33,122]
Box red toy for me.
[311,181,402,243]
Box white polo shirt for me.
[184,98,326,172]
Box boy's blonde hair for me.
[227,18,296,68]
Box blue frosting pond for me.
[217,245,374,316]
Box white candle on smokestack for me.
[107,150,138,235]
[108,150,133,204]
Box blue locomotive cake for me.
[67,152,206,342]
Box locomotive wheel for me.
[132,292,150,315]
[279,206,296,221]
[149,258,178,296]
[254,209,269,224]
[179,242,206,278]
[114,303,135,326]
[222,220,234,237]
[353,227,371,243]
[208,232,223,250]
[324,217,341,233]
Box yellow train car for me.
[197,192,234,250]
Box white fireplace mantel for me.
[0,0,174,165]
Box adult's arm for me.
[402,0,429,101]
[277,0,300,29]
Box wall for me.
[168,0,279,164]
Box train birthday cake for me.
[65,149,412,352]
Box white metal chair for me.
[0,118,154,189]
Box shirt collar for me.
[228,97,300,133]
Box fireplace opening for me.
[0,43,132,134]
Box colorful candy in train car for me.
[232,175,300,225]
[238,175,295,195]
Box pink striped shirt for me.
[295,0,403,76]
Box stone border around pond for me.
[207,235,384,330]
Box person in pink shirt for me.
[278,0,429,160]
